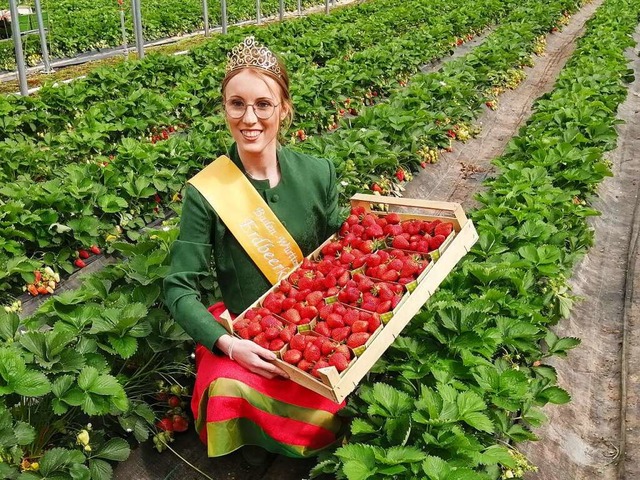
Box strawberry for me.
[238,327,251,339]
[156,418,174,432]
[172,415,189,432]
[306,291,324,306]
[371,183,382,193]
[260,315,281,329]
[329,352,349,372]
[297,359,313,372]
[376,300,392,314]
[335,344,351,359]
[321,339,336,355]
[290,334,307,351]
[331,326,351,342]
[282,309,301,324]
[253,333,269,349]
[262,293,283,314]
[386,213,401,224]
[347,332,370,349]
[304,344,321,363]
[37,285,48,295]
[78,249,90,259]
[343,309,360,326]
[264,327,280,341]
[248,322,262,337]
[434,223,453,237]
[314,321,331,337]
[279,328,293,343]
[351,320,369,333]
[391,236,411,249]
[312,359,331,378]
[269,339,285,351]
[326,313,344,329]
[283,349,302,365]
[168,396,181,408]
[367,314,382,332]
[74,259,87,269]
[429,235,446,251]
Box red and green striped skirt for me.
[191,302,347,457]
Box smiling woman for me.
[163,36,347,461]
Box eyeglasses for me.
[224,99,280,119]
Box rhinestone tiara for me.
[225,36,283,78]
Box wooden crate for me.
[220,193,479,403]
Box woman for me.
[163,36,346,460]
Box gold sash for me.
[188,155,303,285]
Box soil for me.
[76,0,640,477]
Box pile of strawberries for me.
[231,207,456,380]
[74,245,101,269]
[25,267,60,296]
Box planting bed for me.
[1,0,639,479]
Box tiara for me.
[225,36,283,78]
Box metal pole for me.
[297,0,301,16]
[325,0,329,14]
[8,0,28,95]
[131,0,144,59]
[119,2,129,58]
[33,0,51,73]
[221,0,227,34]
[256,0,261,25]
[279,0,283,21]
[202,0,210,36]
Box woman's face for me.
[223,69,288,159]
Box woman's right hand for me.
[216,334,289,380]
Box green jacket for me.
[163,144,342,350]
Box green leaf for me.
[0,312,20,340]
[537,386,571,405]
[95,438,130,462]
[456,391,486,417]
[77,366,99,391]
[89,374,122,396]
[97,194,128,213]
[342,461,377,480]
[88,459,112,480]
[384,446,426,464]
[69,463,91,480]
[476,445,516,467]
[40,447,84,476]
[422,456,450,480]
[461,411,494,433]
[109,335,138,359]
[13,371,51,397]
[13,422,36,445]
[351,418,377,436]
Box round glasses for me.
[224,99,280,119]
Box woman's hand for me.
[216,334,289,380]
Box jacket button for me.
[271,194,280,202]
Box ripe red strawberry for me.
[156,418,174,432]
[306,291,324,306]
[262,293,283,314]
[290,334,307,351]
[343,309,360,326]
[279,279,292,294]
[311,359,331,378]
[331,326,351,342]
[367,314,382,332]
[78,249,90,259]
[168,395,181,408]
[282,309,301,324]
[429,235,446,250]
[321,339,336,355]
[269,339,285,351]
[347,332,370,349]
[74,259,87,268]
[386,213,401,224]
[364,224,384,239]
[283,349,302,365]
[264,327,280,341]
[245,308,259,320]
[326,313,344,329]
[336,344,351,359]
[172,415,189,432]
[434,223,453,237]
[282,297,296,310]
[329,352,349,372]
[89,245,101,255]
[279,328,293,343]
[315,321,331,337]
[376,300,392,314]
[295,359,311,372]
[253,333,269,349]
[381,270,399,282]
[351,320,369,333]
[392,236,411,249]
[238,327,251,339]
[304,344,321,362]
[260,315,281,329]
